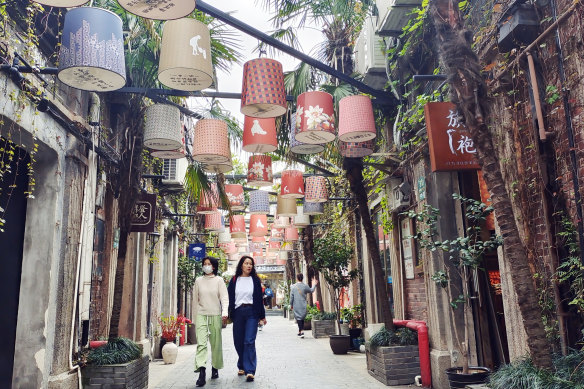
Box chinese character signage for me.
[189,243,206,262]
[130,193,157,233]
[424,102,480,172]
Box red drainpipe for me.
[393,319,432,388]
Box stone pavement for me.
[149,315,416,389]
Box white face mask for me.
[202,265,213,275]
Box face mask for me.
[202,265,213,275]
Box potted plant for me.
[404,194,501,386]
[343,304,364,348]
[304,304,320,330]
[157,313,183,364]
[313,229,359,354]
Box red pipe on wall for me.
[394,319,432,388]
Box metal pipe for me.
[525,51,548,141]
[393,320,432,388]
[118,86,294,102]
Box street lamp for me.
[147,231,161,339]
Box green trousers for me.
[194,314,224,372]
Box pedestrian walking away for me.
[227,255,267,383]
[193,256,229,387]
[290,274,318,338]
[264,283,273,309]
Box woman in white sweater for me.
[193,256,229,387]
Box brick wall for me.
[404,276,427,322]
[81,355,149,389]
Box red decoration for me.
[243,116,277,153]
[280,170,304,199]
[241,58,287,118]
[296,91,336,144]
[338,95,376,142]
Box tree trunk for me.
[344,158,394,331]
[429,0,552,370]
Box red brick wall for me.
[404,276,427,322]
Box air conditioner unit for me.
[387,178,410,212]
[375,0,422,36]
[161,158,188,188]
[354,16,388,90]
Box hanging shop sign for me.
[188,243,206,262]
[130,193,157,233]
[424,102,480,172]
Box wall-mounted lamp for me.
[148,231,161,254]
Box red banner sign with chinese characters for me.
[130,193,157,233]
[424,102,480,172]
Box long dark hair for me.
[235,255,258,278]
[203,256,219,275]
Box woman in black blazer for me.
[227,255,266,382]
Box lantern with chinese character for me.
[291,111,325,154]
[144,104,183,151]
[277,195,297,217]
[247,155,273,187]
[204,212,223,231]
[249,214,268,237]
[229,215,247,239]
[280,170,304,199]
[243,116,277,153]
[58,7,126,92]
[296,91,336,144]
[197,184,218,214]
[293,206,310,227]
[249,190,270,214]
[225,184,245,211]
[303,201,324,215]
[241,58,287,118]
[305,176,328,202]
[338,95,377,142]
[116,0,196,20]
[158,18,213,90]
[338,139,375,158]
[192,119,231,164]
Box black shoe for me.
[246,374,255,382]
[211,367,219,379]
[196,367,206,387]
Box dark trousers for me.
[232,305,259,375]
[297,319,304,333]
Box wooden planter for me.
[303,319,312,330]
[366,344,420,386]
[312,319,336,338]
[82,355,149,389]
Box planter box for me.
[303,320,312,331]
[82,355,149,389]
[366,344,420,386]
[312,319,336,338]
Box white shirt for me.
[234,276,254,308]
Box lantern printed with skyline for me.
[225,184,245,211]
[243,116,277,153]
[249,190,270,214]
[144,105,183,150]
[294,206,310,227]
[249,215,268,237]
[58,7,126,92]
[305,176,328,202]
[277,195,297,217]
[338,139,375,158]
[117,0,196,20]
[197,183,218,214]
[304,201,324,215]
[241,58,287,118]
[158,18,213,91]
[204,212,223,231]
[338,95,377,142]
[296,91,336,144]
[247,155,273,186]
[280,170,304,199]
[192,119,231,164]
[229,215,246,239]
[291,111,325,154]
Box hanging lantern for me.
[276,251,288,265]
[192,119,231,164]
[270,226,284,241]
[144,105,183,150]
[241,58,287,118]
[218,231,232,244]
[277,195,297,217]
[249,214,268,237]
[305,176,328,202]
[296,91,336,144]
[338,95,377,142]
[225,184,245,211]
[252,236,266,245]
[204,212,223,231]
[58,7,126,92]
[294,206,310,227]
[247,155,273,187]
[338,139,375,158]
[285,226,299,242]
[117,0,196,20]
[33,0,87,6]
[203,162,233,174]
[290,111,325,154]
[280,170,304,199]
[243,116,277,153]
[273,216,290,229]
[197,183,218,214]
[158,18,213,90]
[255,256,265,265]
[268,240,281,252]
[151,148,185,159]
[229,215,247,239]
[249,190,270,214]
[304,201,324,215]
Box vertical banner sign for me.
[401,218,415,280]
[477,170,496,230]
[130,193,157,233]
[188,243,206,262]
[424,102,480,172]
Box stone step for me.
[265,309,284,316]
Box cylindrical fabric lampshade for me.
[241,58,287,118]
[338,95,377,142]
[273,216,290,228]
[294,206,310,227]
[247,155,273,187]
[304,201,324,215]
[249,190,270,214]
[270,227,284,241]
[225,184,245,211]
[33,0,87,6]
[116,0,196,20]
[296,91,336,144]
[291,111,325,154]
[197,183,218,214]
[205,212,223,231]
[192,119,231,163]
[58,7,126,91]
[277,250,288,264]
[277,195,297,216]
[285,226,299,241]
[268,240,281,252]
[305,176,328,202]
[203,162,233,174]
[144,105,183,150]
[218,231,232,244]
[338,139,375,158]
[280,170,304,199]
[249,214,268,237]
[151,148,185,159]
[229,215,247,239]
[158,18,213,90]
[242,116,277,153]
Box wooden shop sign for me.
[130,193,157,233]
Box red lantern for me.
[241,58,287,118]
[270,227,284,241]
[305,176,328,202]
[229,215,247,239]
[280,170,304,199]
[197,183,218,214]
[243,116,277,153]
[285,226,299,241]
[249,214,268,237]
[192,119,231,164]
[268,240,281,252]
[338,139,375,158]
[247,155,273,187]
[338,95,376,142]
[225,184,245,211]
[204,212,223,231]
[296,91,336,144]
[291,111,325,154]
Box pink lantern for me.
[265,256,275,265]
[274,215,290,228]
[285,226,299,241]
[197,183,218,214]
[249,214,268,237]
[296,91,336,144]
[291,111,325,154]
[205,212,223,231]
[225,184,245,211]
[338,139,375,158]
[268,240,281,252]
[276,251,288,265]
[271,227,284,241]
[338,95,377,142]
[247,155,273,187]
[230,215,247,239]
[192,119,231,163]
[280,170,304,199]
[241,58,287,118]
[243,116,277,153]
[203,162,233,174]
[305,176,328,202]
